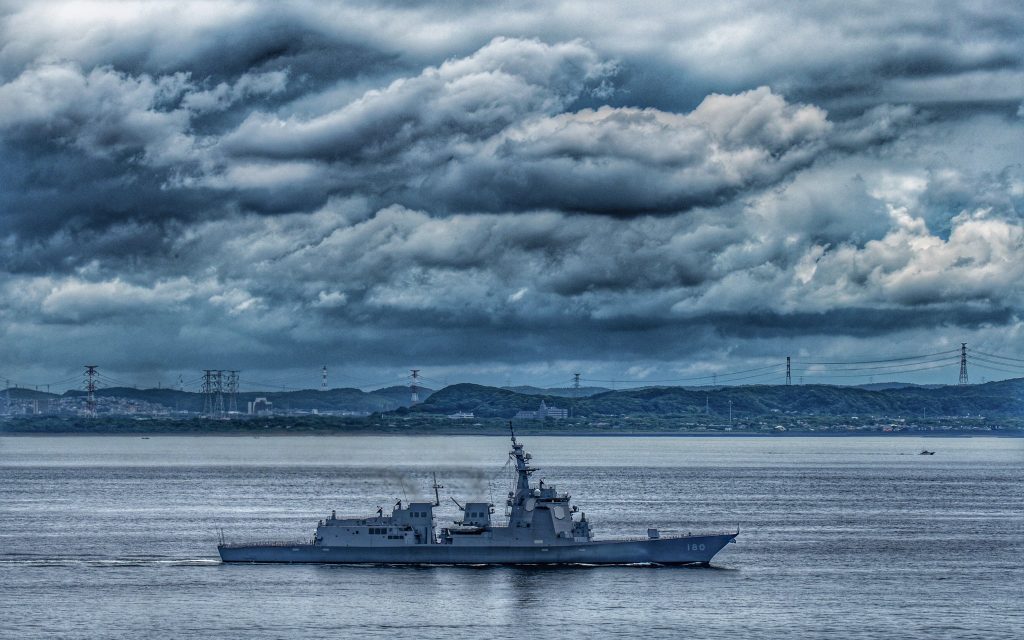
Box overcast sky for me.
[1,0,1022,392]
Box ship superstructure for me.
[218,431,738,565]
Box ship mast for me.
[432,472,443,507]
[508,422,536,506]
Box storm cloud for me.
[1,1,1022,389]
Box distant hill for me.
[855,382,945,391]
[5,385,432,413]
[502,385,610,398]
[411,383,578,417]
[410,379,1024,418]
[8,378,1023,419]
[369,385,434,406]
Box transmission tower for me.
[410,369,420,404]
[572,372,581,418]
[213,370,225,416]
[407,366,419,401]
[321,365,328,392]
[84,365,98,416]
[959,343,968,385]
[201,370,215,415]
[786,356,791,385]
[226,370,239,413]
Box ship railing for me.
[603,531,738,542]
[218,539,310,549]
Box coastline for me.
[1,430,1019,438]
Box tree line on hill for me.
[3,385,432,413]
[6,378,1023,419]
[409,379,1024,419]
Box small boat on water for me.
[919,450,935,455]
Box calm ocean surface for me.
[1,435,1021,639]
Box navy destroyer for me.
[218,431,738,565]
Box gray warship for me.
[218,431,738,565]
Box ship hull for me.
[219,533,736,565]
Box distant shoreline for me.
[1,430,1019,438]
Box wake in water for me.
[0,554,221,568]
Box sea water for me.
[1,435,1021,639]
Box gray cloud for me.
[1,1,1023,389]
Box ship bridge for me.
[315,501,437,546]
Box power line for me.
[968,355,1024,370]
[592,367,785,387]
[239,379,306,391]
[792,360,955,378]
[793,355,959,373]
[585,362,781,384]
[794,349,960,365]
[969,349,1024,364]
[968,360,1024,375]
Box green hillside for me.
[6,385,432,413]
[410,379,1024,418]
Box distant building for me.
[448,411,475,419]
[514,400,568,420]
[248,397,273,415]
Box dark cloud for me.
[1,1,1023,389]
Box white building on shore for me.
[514,400,568,420]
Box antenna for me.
[786,356,791,385]
[432,472,444,507]
[509,420,517,445]
[321,365,328,392]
